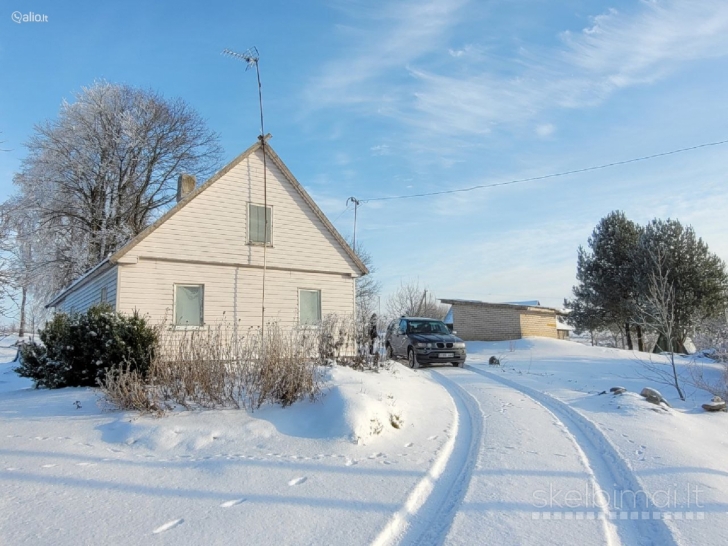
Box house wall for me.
[125,149,359,277]
[452,303,557,341]
[116,259,355,328]
[55,266,118,314]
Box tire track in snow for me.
[468,365,679,546]
[371,371,482,546]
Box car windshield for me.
[406,320,450,335]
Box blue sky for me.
[1,0,727,310]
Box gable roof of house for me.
[110,140,368,275]
[46,258,112,308]
[47,140,368,307]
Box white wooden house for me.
[47,141,368,329]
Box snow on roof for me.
[440,298,563,314]
[556,319,574,331]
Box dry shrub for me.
[315,314,356,364]
[102,320,335,413]
[103,363,163,415]
[101,314,391,414]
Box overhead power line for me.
[359,138,728,203]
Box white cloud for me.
[307,1,728,138]
[370,144,391,156]
[304,0,469,107]
[535,124,555,137]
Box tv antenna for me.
[223,46,270,336]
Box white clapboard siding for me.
[56,266,118,314]
[126,149,359,276]
[117,259,355,328]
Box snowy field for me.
[1,336,726,545]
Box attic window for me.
[175,284,204,327]
[248,203,272,245]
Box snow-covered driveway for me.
[416,366,676,546]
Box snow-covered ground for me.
[1,337,726,545]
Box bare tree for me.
[689,315,728,400]
[385,280,449,322]
[348,240,381,344]
[9,81,223,300]
[636,249,685,400]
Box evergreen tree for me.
[565,211,642,346]
[634,218,728,351]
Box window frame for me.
[298,288,322,326]
[173,283,205,329]
[248,202,273,246]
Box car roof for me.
[401,317,445,321]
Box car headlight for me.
[415,342,434,348]
[453,342,465,348]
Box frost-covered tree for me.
[0,196,38,334]
[9,81,222,300]
[565,211,643,348]
[385,280,448,321]
[349,240,381,339]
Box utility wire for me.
[360,138,728,203]
[332,205,351,223]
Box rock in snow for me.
[702,396,726,412]
[610,386,627,395]
[640,387,671,407]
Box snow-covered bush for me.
[16,304,158,389]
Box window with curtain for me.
[299,289,321,325]
[248,203,272,245]
[175,284,204,326]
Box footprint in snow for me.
[220,498,246,508]
[344,459,357,467]
[404,442,413,448]
[428,435,438,440]
[288,477,307,486]
[153,519,184,534]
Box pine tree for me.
[633,218,728,351]
[565,211,642,346]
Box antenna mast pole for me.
[346,197,360,252]
[223,47,268,337]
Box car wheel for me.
[408,348,420,369]
[453,361,464,368]
[386,343,394,360]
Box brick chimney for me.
[176,174,196,202]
